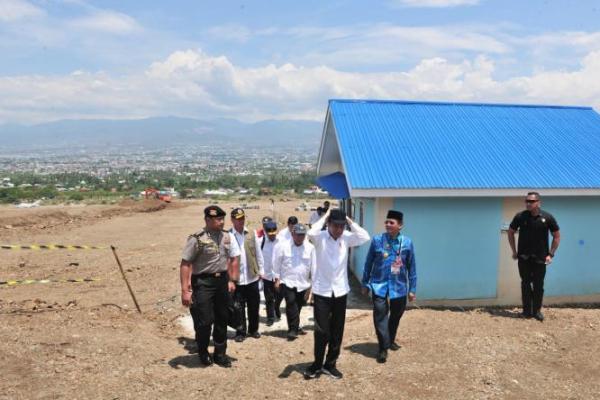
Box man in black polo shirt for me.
[508,192,561,321]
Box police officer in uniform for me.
[180,205,241,367]
[508,192,560,321]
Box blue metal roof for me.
[328,99,600,189]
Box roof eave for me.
[350,188,600,198]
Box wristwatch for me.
[549,252,555,257]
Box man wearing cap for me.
[362,210,417,364]
[277,216,298,243]
[273,223,316,341]
[304,208,370,380]
[230,207,265,342]
[256,216,273,239]
[260,219,283,325]
[180,205,241,367]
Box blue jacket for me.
[362,233,417,299]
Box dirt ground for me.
[1,199,599,400]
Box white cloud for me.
[0,49,599,125]
[69,10,142,34]
[0,0,44,21]
[390,0,480,8]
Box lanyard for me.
[384,234,403,258]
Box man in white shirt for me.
[308,201,330,227]
[229,208,265,342]
[277,215,298,243]
[303,208,370,380]
[260,220,283,326]
[273,223,316,341]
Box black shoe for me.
[234,334,246,343]
[213,354,232,368]
[533,311,544,322]
[298,327,308,335]
[322,365,343,379]
[287,330,298,341]
[522,310,533,318]
[303,363,321,380]
[198,353,213,366]
[275,316,281,322]
[376,350,387,364]
[266,319,274,327]
[249,331,261,339]
[389,342,401,351]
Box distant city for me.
[0,144,321,204]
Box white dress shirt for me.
[308,214,370,297]
[308,211,321,226]
[272,239,315,291]
[231,228,265,285]
[276,227,292,243]
[260,236,278,281]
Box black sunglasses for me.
[525,199,539,204]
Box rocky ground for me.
[1,199,598,400]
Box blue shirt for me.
[362,233,417,299]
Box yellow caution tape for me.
[0,277,101,286]
[1,244,106,250]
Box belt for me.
[195,272,227,279]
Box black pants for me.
[313,293,347,369]
[263,279,283,320]
[190,273,229,356]
[282,284,308,333]
[518,258,547,314]
[235,280,260,335]
[372,295,407,351]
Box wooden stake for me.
[110,245,142,314]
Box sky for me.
[1,0,600,124]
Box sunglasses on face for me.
[525,199,539,204]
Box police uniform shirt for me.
[272,240,315,291]
[181,230,241,274]
[509,209,559,261]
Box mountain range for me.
[0,117,323,150]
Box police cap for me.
[204,205,226,218]
[231,207,246,220]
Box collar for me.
[385,232,400,241]
[231,227,248,235]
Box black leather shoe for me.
[322,365,343,379]
[249,331,261,339]
[298,327,308,335]
[376,350,387,364]
[266,319,274,327]
[213,354,232,368]
[533,311,544,322]
[303,363,321,380]
[389,342,401,351]
[287,330,298,341]
[199,353,213,366]
[234,334,246,343]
